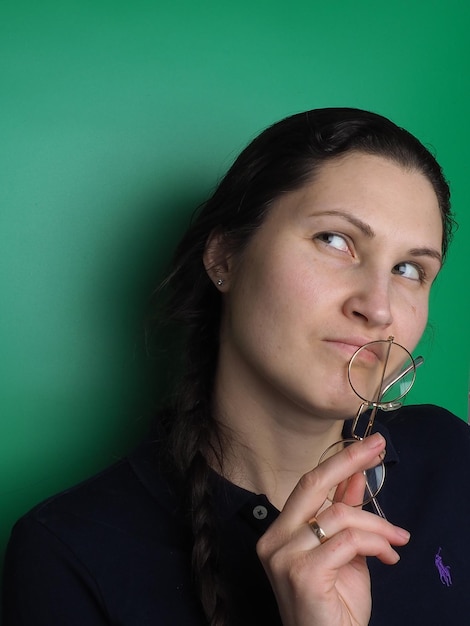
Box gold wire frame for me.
[318,336,422,517]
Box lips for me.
[324,337,386,363]
[325,336,382,350]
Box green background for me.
[1,0,469,589]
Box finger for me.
[328,470,366,506]
[314,527,403,569]
[280,503,409,555]
[311,503,410,548]
[335,470,366,506]
[280,433,386,526]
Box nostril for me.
[352,310,368,319]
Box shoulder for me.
[3,440,200,625]
[377,403,470,522]
[379,403,469,450]
[369,406,470,624]
[11,438,183,549]
[4,437,189,592]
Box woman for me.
[3,108,470,626]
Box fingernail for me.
[396,527,411,541]
[364,433,385,449]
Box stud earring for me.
[216,278,225,286]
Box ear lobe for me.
[203,229,231,290]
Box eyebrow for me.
[311,210,375,237]
[408,247,442,266]
[311,209,443,266]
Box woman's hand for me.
[256,433,410,626]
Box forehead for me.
[270,152,443,247]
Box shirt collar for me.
[129,415,399,523]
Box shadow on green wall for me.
[0,184,207,593]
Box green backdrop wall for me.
[1,0,469,590]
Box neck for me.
[211,382,345,511]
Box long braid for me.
[188,448,228,626]
[165,310,229,625]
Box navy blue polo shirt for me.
[3,404,470,625]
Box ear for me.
[203,229,232,291]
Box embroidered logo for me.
[435,547,452,587]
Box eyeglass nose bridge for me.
[351,402,377,440]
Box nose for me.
[343,273,393,328]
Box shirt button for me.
[253,505,268,520]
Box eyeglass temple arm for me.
[380,355,424,400]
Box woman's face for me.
[215,152,443,420]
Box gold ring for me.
[308,517,328,544]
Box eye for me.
[392,262,425,282]
[315,232,350,253]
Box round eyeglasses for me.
[318,336,423,518]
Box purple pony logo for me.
[435,547,452,587]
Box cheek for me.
[227,252,316,354]
[226,261,284,348]
[235,248,306,312]
[401,299,429,351]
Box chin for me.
[299,397,358,422]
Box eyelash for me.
[315,231,350,253]
[392,262,427,284]
[315,231,428,284]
